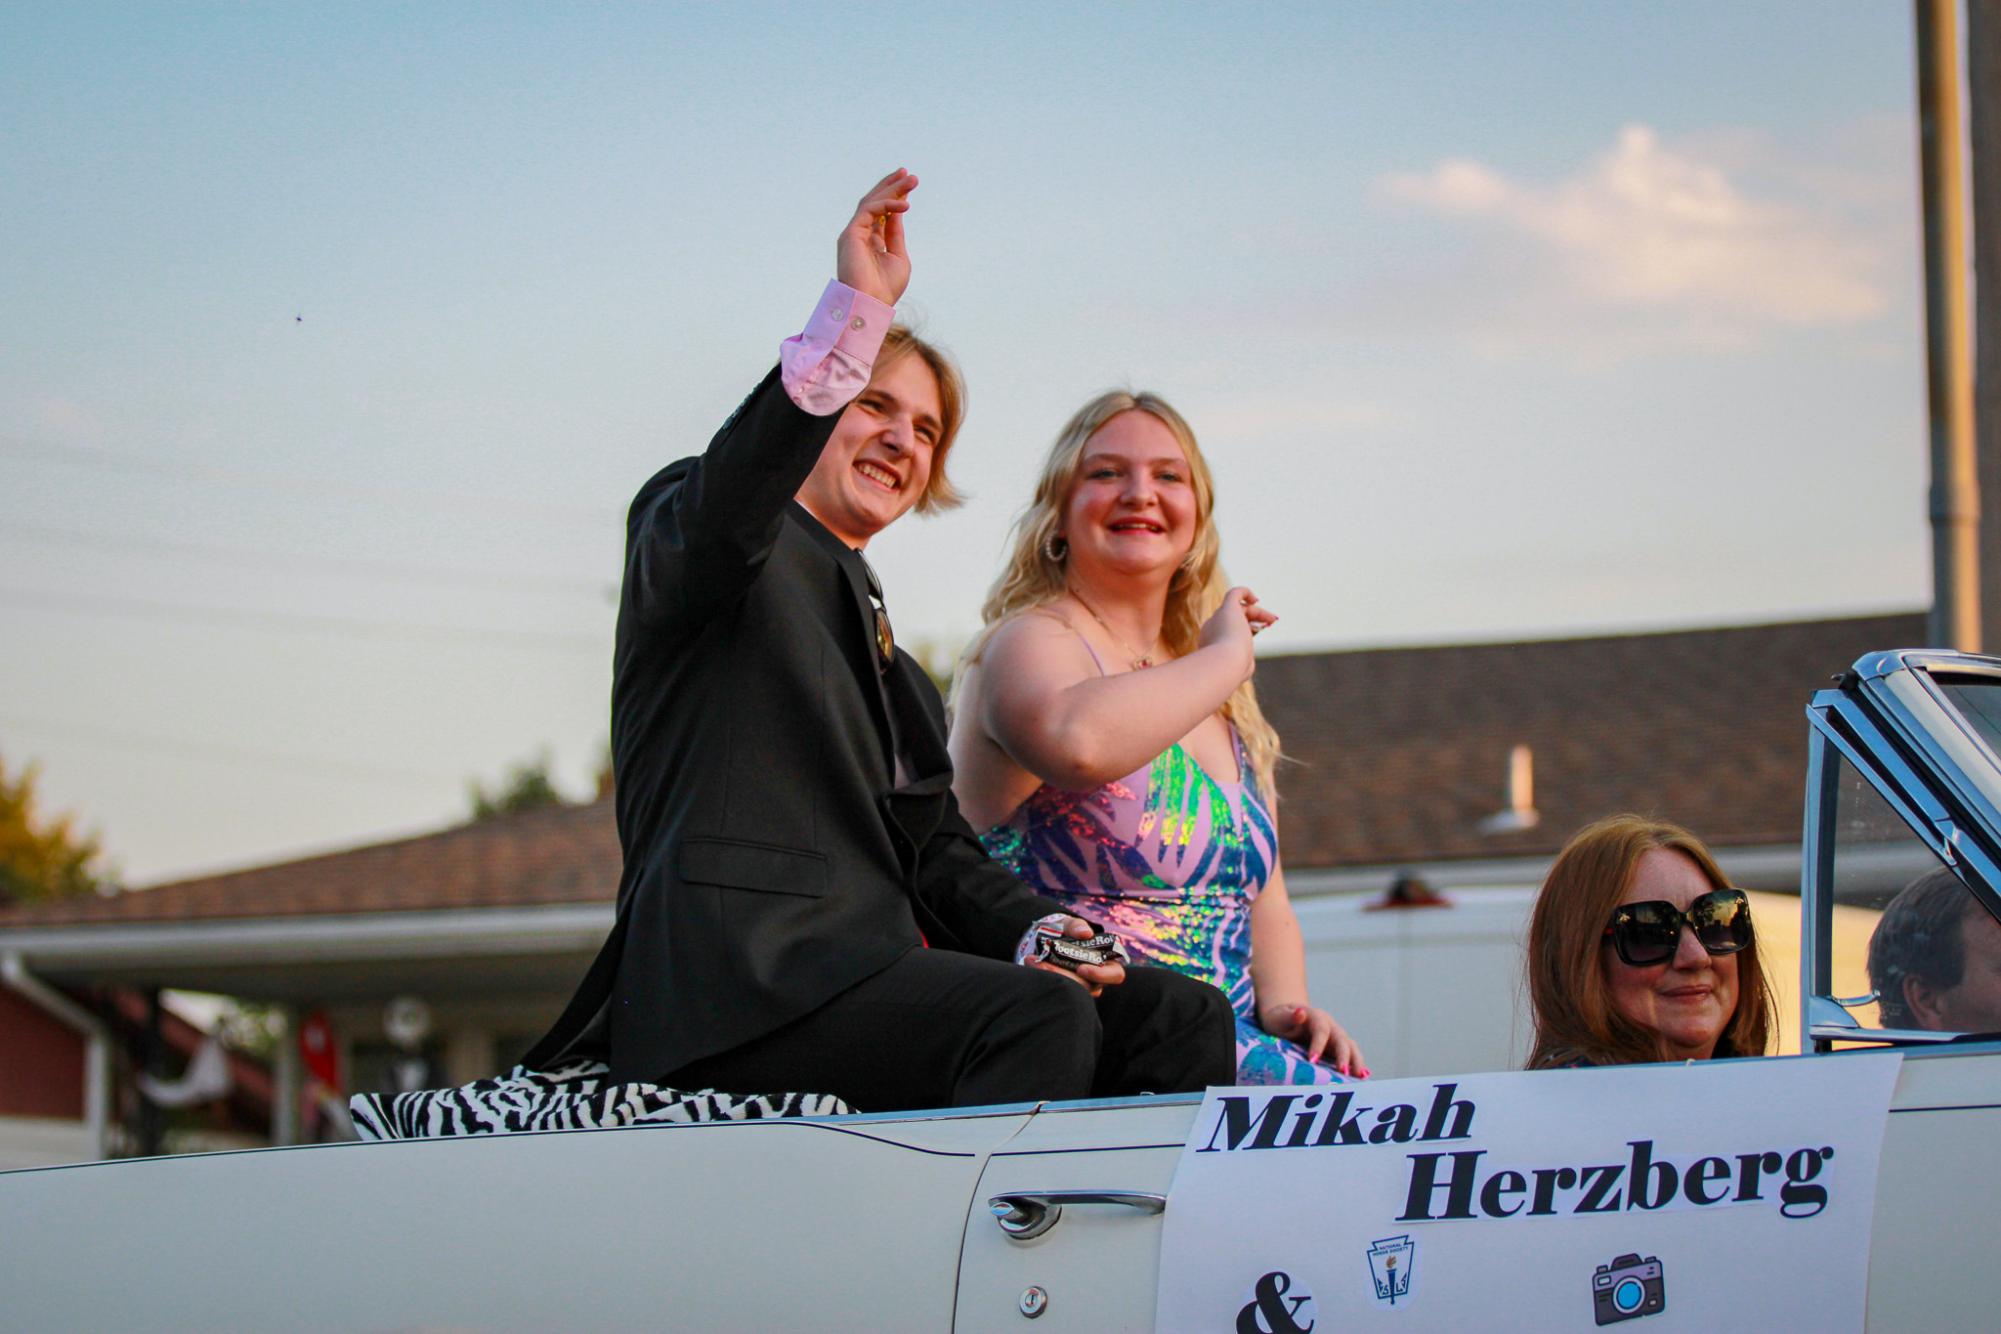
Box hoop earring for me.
[1043,533,1069,563]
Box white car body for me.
[0,1048,1995,1332]
[2,648,1997,1331]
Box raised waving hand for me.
[837,168,919,306]
[1197,586,1280,679]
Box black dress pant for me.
[663,947,1236,1113]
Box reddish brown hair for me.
[1526,814,1776,1069]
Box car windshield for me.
[1936,677,2001,762]
[1840,667,2001,1039]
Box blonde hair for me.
[879,326,966,515]
[1525,815,1776,1069]
[961,390,1282,802]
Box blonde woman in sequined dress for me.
[949,391,1367,1083]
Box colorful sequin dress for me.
[980,707,1344,1086]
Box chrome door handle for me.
[987,1190,1167,1241]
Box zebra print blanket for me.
[348,1059,853,1140]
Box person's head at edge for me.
[1526,814,1776,1068]
[959,390,1281,800]
[794,327,966,549]
[1869,867,2001,1033]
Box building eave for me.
[0,904,614,1003]
[1286,841,1804,898]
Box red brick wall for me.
[0,986,85,1119]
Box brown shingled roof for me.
[0,612,1927,929]
[1260,611,1926,868]
[0,797,621,929]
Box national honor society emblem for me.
[1366,1234,1415,1307]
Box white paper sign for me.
[1158,1054,1901,1332]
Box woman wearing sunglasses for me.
[1526,815,1777,1069]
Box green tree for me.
[0,753,115,904]
[910,636,963,700]
[466,749,569,821]
[591,738,613,799]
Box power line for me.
[0,521,617,600]
[0,435,624,527]
[0,585,607,653]
[0,713,462,790]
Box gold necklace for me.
[1069,589,1160,670]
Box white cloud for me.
[34,398,105,442]
[1378,124,1885,333]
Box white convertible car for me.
[3,649,1998,1331]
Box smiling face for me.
[1602,848,1742,1060]
[795,351,942,549]
[1058,409,1198,582]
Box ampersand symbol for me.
[1235,1270,1316,1334]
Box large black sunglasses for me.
[1603,888,1753,968]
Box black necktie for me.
[858,553,895,676]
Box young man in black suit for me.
[526,170,1235,1112]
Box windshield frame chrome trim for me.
[1855,650,2001,842]
[1804,650,2001,1050]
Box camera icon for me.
[1591,1253,1665,1325]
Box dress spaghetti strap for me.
[1020,606,1109,676]
[1073,626,1108,677]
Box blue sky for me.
[1,3,1931,882]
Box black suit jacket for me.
[526,368,1067,1082]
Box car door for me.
[0,1106,1034,1332]
[955,1096,1204,1333]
